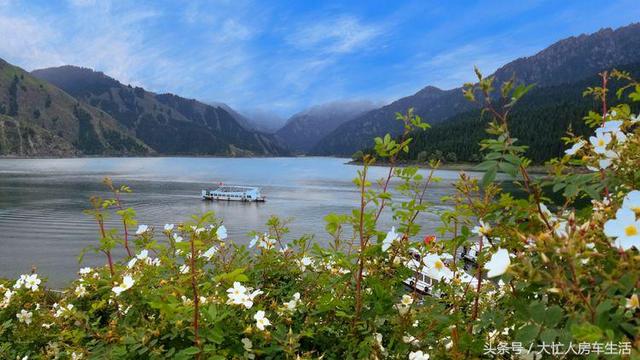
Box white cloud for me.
[287,15,382,54]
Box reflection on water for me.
[0,157,480,287]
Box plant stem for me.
[189,233,201,358]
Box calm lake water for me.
[0,157,480,287]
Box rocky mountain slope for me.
[0,59,150,156]
[312,23,640,156]
[32,66,286,156]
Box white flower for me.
[588,157,613,171]
[484,248,511,278]
[284,292,301,311]
[75,284,87,297]
[553,220,569,238]
[71,352,83,360]
[135,224,149,235]
[226,282,249,306]
[127,257,138,269]
[374,333,385,353]
[249,235,259,248]
[13,275,27,289]
[409,350,429,360]
[239,289,263,309]
[136,249,149,260]
[565,140,585,156]
[216,225,228,240]
[603,208,640,250]
[403,334,420,346]
[382,226,401,252]
[623,190,640,215]
[179,264,190,274]
[597,121,627,143]
[16,309,32,325]
[259,236,276,250]
[78,267,92,275]
[297,256,313,271]
[24,274,41,291]
[400,294,414,306]
[423,253,453,281]
[164,223,174,232]
[201,246,218,260]
[254,310,271,330]
[147,257,161,266]
[472,220,492,237]
[112,275,135,296]
[626,294,639,310]
[173,234,183,243]
[241,337,253,351]
[589,132,611,154]
[194,227,206,235]
[631,114,639,123]
[1,289,14,308]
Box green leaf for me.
[481,166,497,188]
[570,323,603,342]
[515,324,539,344]
[544,305,563,327]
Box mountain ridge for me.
[311,22,640,156]
[275,100,378,153]
[31,65,287,156]
[0,59,151,157]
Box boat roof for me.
[212,186,259,193]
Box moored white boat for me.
[201,185,265,202]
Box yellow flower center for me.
[434,260,444,270]
[624,225,638,237]
[630,295,639,308]
[598,139,605,146]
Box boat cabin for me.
[202,186,265,202]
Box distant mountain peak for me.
[311,22,640,156]
[276,99,378,153]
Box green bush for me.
[1,70,639,359]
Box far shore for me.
[345,160,550,174]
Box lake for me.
[0,157,479,287]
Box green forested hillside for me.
[401,65,640,164]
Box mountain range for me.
[275,100,378,153]
[31,66,286,156]
[311,23,640,156]
[0,23,639,158]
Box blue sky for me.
[0,0,638,117]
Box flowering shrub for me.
[1,69,639,359]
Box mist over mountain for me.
[311,23,640,156]
[31,66,287,156]
[276,100,379,153]
[239,108,287,134]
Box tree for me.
[416,150,428,163]
[446,152,457,163]
[351,150,364,161]
[429,150,443,162]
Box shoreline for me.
[344,160,549,174]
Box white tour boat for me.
[201,185,265,202]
